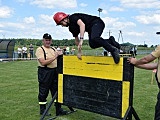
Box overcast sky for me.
[0,0,160,46]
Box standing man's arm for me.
[128,54,156,65]
[136,63,158,70]
[128,54,157,70]
[38,53,58,66]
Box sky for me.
[0,0,160,46]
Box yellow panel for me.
[122,81,130,117]
[63,56,123,65]
[58,74,63,103]
[63,56,123,81]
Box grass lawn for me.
[0,55,159,120]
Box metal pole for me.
[40,92,58,120]
[98,8,103,17]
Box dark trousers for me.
[22,53,27,58]
[30,51,33,59]
[88,19,115,52]
[104,51,108,56]
[154,73,160,120]
[38,67,58,103]
[155,91,160,120]
[18,53,21,58]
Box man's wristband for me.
[80,37,84,39]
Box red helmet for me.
[53,12,69,25]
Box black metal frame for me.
[40,91,76,120]
[122,59,140,120]
[122,106,140,120]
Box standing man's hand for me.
[127,57,137,65]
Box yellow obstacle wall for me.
[57,56,134,119]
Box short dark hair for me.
[43,33,52,39]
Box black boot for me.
[109,36,121,49]
[55,103,68,116]
[40,104,51,116]
[111,48,120,64]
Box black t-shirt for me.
[68,13,100,37]
[29,46,34,52]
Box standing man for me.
[53,12,120,64]
[35,33,67,116]
[17,46,22,59]
[128,45,160,120]
[29,44,34,60]
[22,45,27,59]
[66,46,70,55]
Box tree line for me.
[13,38,89,47]
[1,38,157,48]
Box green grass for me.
[0,56,159,120]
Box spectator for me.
[103,48,108,56]
[130,45,137,57]
[66,46,70,55]
[71,47,75,55]
[63,46,66,55]
[29,44,34,60]
[56,46,61,51]
[22,45,27,59]
[17,46,22,59]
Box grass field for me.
[0,55,159,120]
